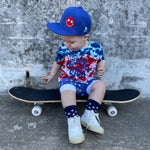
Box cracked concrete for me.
[0,95,150,150]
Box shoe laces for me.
[86,110,101,128]
[68,116,82,134]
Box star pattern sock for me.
[86,99,100,113]
[64,105,78,118]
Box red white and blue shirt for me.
[55,41,105,83]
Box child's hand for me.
[41,75,53,83]
[97,67,105,78]
[97,62,106,78]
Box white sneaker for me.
[67,116,85,144]
[81,109,104,134]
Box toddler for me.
[41,7,106,144]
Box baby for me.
[41,7,106,144]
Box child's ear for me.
[84,34,89,40]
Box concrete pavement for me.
[0,94,150,150]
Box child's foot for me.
[67,116,85,144]
[81,109,104,134]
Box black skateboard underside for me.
[9,86,140,103]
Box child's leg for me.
[61,90,76,108]
[61,90,78,118]
[81,80,106,134]
[88,80,106,105]
[60,83,77,118]
[59,80,85,144]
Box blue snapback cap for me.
[46,7,92,36]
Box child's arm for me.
[41,62,61,83]
[96,61,106,78]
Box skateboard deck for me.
[9,86,140,103]
[8,86,140,117]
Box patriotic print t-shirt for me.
[55,41,105,83]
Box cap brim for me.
[46,23,75,36]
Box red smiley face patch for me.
[65,17,75,28]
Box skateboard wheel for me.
[107,106,118,117]
[32,106,42,116]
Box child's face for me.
[61,35,89,51]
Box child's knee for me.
[91,81,106,92]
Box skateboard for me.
[8,86,140,117]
